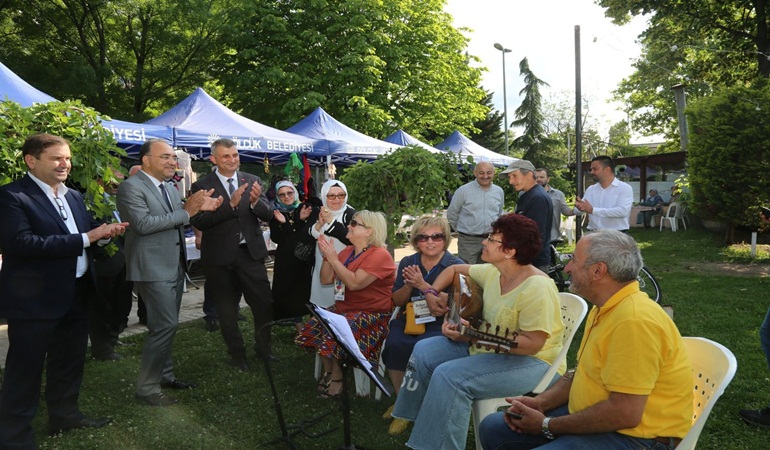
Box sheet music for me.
[310,305,391,396]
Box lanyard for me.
[343,245,370,267]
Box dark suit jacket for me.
[189,171,273,264]
[0,175,98,319]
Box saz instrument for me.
[448,273,518,353]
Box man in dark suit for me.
[190,138,275,371]
[117,139,222,407]
[0,133,127,448]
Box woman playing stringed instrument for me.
[390,213,565,449]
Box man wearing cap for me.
[500,160,553,271]
[535,168,575,244]
[447,162,504,264]
[574,155,634,232]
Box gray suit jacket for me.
[117,170,189,282]
[190,171,272,265]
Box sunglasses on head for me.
[349,219,369,228]
[414,233,446,243]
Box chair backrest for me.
[664,202,680,219]
[674,202,686,219]
[531,292,588,394]
[677,337,738,450]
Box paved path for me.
[0,240,455,366]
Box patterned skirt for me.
[295,305,391,362]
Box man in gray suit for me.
[190,139,275,371]
[117,139,222,407]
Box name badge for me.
[334,277,345,301]
[411,298,436,324]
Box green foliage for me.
[0,100,125,221]
[467,90,506,154]
[686,84,770,242]
[341,146,467,246]
[221,0,487,138]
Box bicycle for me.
[547,245,662,304]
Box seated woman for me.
[295,210,396,399]
[636,189,664,228]
[381,215,464,434]
[391,213,564,449]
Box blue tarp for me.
[145,88,317,161]
[0,62,56,107]
[434,131,515,167]
[285,107,401,163]
[383,129,442,154]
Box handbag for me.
[404,302,426,335]
[293,241,315,262]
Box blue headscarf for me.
[273,180,301,212]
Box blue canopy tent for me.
[434,131,515,167]
[145,88,318,162]
[1,61,172,149]
[285,107,402,164]
[383,129,442,154]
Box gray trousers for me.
[457,234,485,264]
[134,264,184,396]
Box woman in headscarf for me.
[269,181,315,335]
[299,179,356,308]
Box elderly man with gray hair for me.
[479,229,693,449]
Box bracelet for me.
[423,287,440,297]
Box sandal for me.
[317,372,332,392]
[319,379,343,399]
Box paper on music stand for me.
[308,304,391,396]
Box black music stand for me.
[259,319,337,449]
[306,304,392,450]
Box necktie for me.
[227,178,235,197]
[159,183,174,211]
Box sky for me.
[444,0,650,139]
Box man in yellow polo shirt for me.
[478,229,693,449]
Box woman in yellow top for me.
[390,213,564,450]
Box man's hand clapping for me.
[184,188,223,216]
[86,222,129,243]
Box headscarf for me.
[273,180,300,212]
[320,179,349,221]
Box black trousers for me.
[204,248,274,360]
[0,277,91,449]
[89,266,134,356]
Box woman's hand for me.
[317,234,338,261]
[425,291,449,316]
[442,318,471,342]
[319,206,333,225]
[402,264,426,291]
[273,210,286,224]
[299,204,312,221]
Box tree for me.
[341,146,468,246]
[0,0,233,121]
[510,58,563,168]
[467,90,506,153]
[686,83,770,244]
[0,100,125,222]
[220,0,487,138]
[599,0,769,136]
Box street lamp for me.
[494,43,512,154]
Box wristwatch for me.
[541,417,555,440]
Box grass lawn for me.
[29,227,770,449]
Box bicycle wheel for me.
[637,266,661,303]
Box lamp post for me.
[494,43,512,154]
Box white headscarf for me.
[320,179,350,220]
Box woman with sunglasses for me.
[300,179,356,308]
[390,213,564,449]
[381,215,464,434]
[269,181,315,335]
[295,211,396,399]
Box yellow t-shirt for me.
[468,264,565,373]
[570,282,693,439]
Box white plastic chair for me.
[471,292,588,450]
[660,202,688,232]
[677,337,737,449]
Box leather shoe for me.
[204,318,219,332]
[92,351,121,361]
[256,352,280,363]
[229,358,249,372]
[161,379,197,390]
[135,392,178,407]
[49,416,112,435]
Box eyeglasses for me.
[350,219,369,228]
[415,233,446,243]
[326,193,346,200]
[486,234,504,245]
[277,192,295,198]
[148,154,178,162]
[53,196,67,221]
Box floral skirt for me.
[295,305,391,362]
